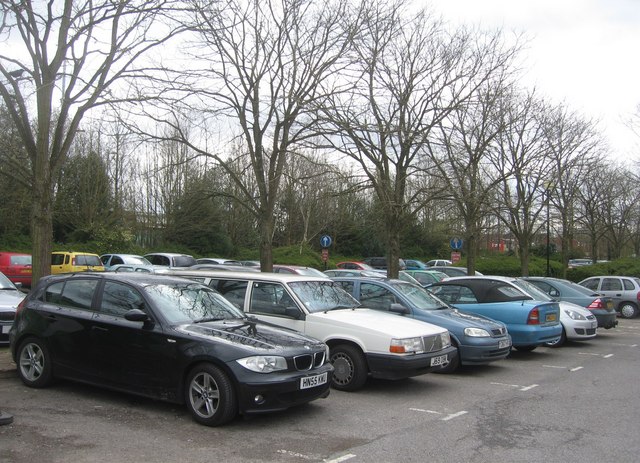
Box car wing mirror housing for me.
[124,308,150,323]
[389,303,410,315]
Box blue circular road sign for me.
[320,235,332,248]
[450,237,463,250]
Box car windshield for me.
[0,272,16,289]
[125,255,152,265]
[511,279,553,301]
[77,255,102,266]
[288,281,360,313]
[391,282,447,310]
[10,255,31,265]
[145,282,245,324]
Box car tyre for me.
[544,328,566,348]
[185,363,237,426]
[17,337,53,388]
[618,302,638,319]
[330,344,368,391]
[514,345,537,352]
[434,346,460,373]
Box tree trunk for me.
[30,167,54,286]
[259,214,274,272]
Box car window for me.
[51,254,65,265]
[101,255,111,265]
[622,278,636,290]
[101,281,145,317]
[10,255,31,265]
[111,256,124,265]
[173,256,196,267]
[430,285,478,303]
[485,284,530,302]
[580,278,599,291]
[145,283,243,323]
[76,255,102,266]
[208,279,248,308]
[334,280,354,294]
[289,280,359,313]
[45,279,99,311]
[601,278,622,291]
[249,282,296,316]
[360,283,396,311]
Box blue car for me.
[331,277,512,371]
[428,277,562,351]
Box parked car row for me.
[3,264,632,429]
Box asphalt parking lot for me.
[1,318,640,463]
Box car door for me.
[37,278,101,380]
[91,280,180,396]
[598,277,624,308]
[245,281,306,332]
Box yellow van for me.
[51,252,105,274]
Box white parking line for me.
[603,354,614,358]
[542,365,566,369]
[442,411,468,421]
[409,408,441,414]
[570,366,584,372]
[324,454,357,463]
[277,449,314,460]
[490,382,538,391]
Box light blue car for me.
[428,276,562,351]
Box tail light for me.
[527,307,540,325]
[587,299,605,310]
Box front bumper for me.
[366,345,458,380]
[564,318,598,341]
[230,362,334,415]
[458,335,512,365]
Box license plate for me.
[1,325,11,334]
[546,313,557,322]
[607,301,613,309]
[300,372,328,390]
[498,339,511,349]
[430,354,448,367]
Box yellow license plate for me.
[546,313,557,322]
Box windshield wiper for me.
[194,317,226,323]
[324,305,360,312]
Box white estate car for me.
[161,269,457,391]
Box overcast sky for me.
[428,0,640,163]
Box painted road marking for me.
[410,408,468,421]
[579,352,613,358]
[570,366,584,372]
[491,382,539,391]
[542,364,585,372]
[324,454,357,463]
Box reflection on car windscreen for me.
[145,283,245,323]
[393,282,443,309]
[289,281,359,313]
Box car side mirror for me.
[284,306,304,320]
[389,303,410,315]
[14,282,22,290]
[124,308,150,322]
[549,289,559,297]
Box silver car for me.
[0,271,26,345]
[578,276,640,318]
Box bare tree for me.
[317,2,520,277]
[0,0,184,282]
[137,0,356,270]
[493,89,550,275]
[540,104,605,277]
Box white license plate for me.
[430,354,448,367]
[1,325,11,334]
[300,372,328,390]
[499,339,511,349]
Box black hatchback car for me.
[9,273,333,426]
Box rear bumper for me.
[509,324,563,347]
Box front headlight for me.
[390,337,424,353]
[464,327,491,337]
[236,356,288,373]
[564,309,587,320]
[440,331,451,347]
